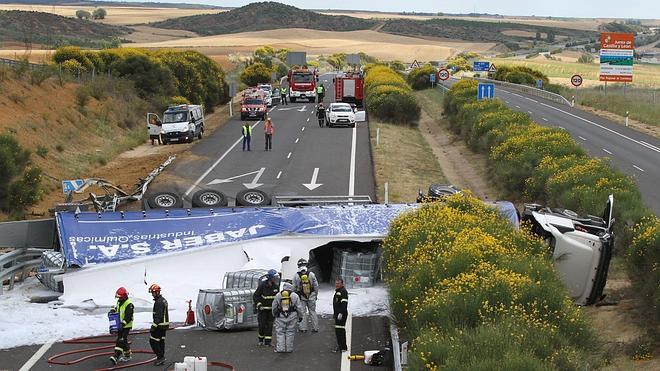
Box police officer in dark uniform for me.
[253,269,280,346]
[148,284,169,366]
[333,277,349,352]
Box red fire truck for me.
[287,67,317,103]
[333,71,364,107]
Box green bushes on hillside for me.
[53,47,229,110]
[443,79,659,331]
[240,62,272,87]
[0,134,41,216]
[384,193,599,370]
[364,65,420,125]
[407,64,436,90]
[492,65,549,87]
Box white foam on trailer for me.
[0,235,389,349]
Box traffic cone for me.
[185,300,195,325]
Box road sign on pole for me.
[473,61,490,72]
[536,79,543,89]
[438,68,450,81]
[571,74,583,87]
[429,72,436,88]
[488,64,497,73]
[599,32,634,82]
[477,83,495,100]
[410,60,421,69]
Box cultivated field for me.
[130,28,496,62]
[0,4,223,25]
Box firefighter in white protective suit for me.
[292,259,319,332]
[271,282,304,353]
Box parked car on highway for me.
[257,84,274,107]
[241,89,268,120]
[152,104,205,144]
[325,102,356,127]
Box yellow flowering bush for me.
[364,65,420,124]
[384,193,598,369]
[442,80,659,342]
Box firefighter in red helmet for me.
[149,283,169,366]
[109,287,134,365]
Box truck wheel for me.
[236,189,271,207]
[192,189,227,208]
[198,126,204,140]
[148,192,183,209]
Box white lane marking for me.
[349,123,357,196]
[633,165,645,172]
[269,107,276,113]
[515,105,521,109]
[504,100,510,103]
[295,138,300,143]
[641,141,660,152]
[528,111,533,114]
[542,117,548,121]
[287,152,292,159]
[277,171,282,179]
[578,136,587,141]
[526,97,538,103]
[302,127,305,132]
[302,167,323,190]
[558,126,565,130]
[538,102,660,154]
[307,117,310,122]
[602,148,612,155]
[184,121,261,197]
[340,312,353,371]
[19,341,54,371]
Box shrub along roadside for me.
[444,79,659,334]
[0,134,42,218]
[384,194,599,369]
[364,64,420,125]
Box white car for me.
[326,103,356,127]
[257,84,274,107]
[521,195,614,306]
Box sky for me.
[116,0,659,19]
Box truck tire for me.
[236,189,271,207]
[198,125,204,140]
[191,189,227,208]
[188,131,195,143]
[148,192,183,209]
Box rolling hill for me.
[0,10,129,47]
[152,1,378,35]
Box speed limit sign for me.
[438,68,450,81]
[571,74,583,87]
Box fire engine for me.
[287,67,317,103]
[333,71,364,107]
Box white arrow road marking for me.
[185,121,262,196]
[303,167,323,190]
[298,105,307,112]
[207,168,265,186]
[243,167,265,189]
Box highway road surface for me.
[442,79,660,214]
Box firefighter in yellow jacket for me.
[109,287,134,365]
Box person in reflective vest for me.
[272,282,304,353]
[253,269,279,346]
[109,287,134,365]
[316,84,325,102]
[333,277,349,352]
[280,86,288,105]
[242,122,252,151]
[148,284,169,366]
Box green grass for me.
[561,86,660,127]
[369,117,446,203]
[491,58,660,88]
[414,88,448,118]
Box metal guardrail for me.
[467,77,572,106]
[1,248,49,293]
[0,57,45,70]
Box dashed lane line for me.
[542,117,548,121]
[276,171,282,179]
[295,138,300,143]
[287,152,292,159]
[633,165,645,172]
[578,136,587,141]
[602,148,612,155]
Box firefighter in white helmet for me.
[271,282,304,353]
[292,258,319,332]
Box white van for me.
[148,104,205,144]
